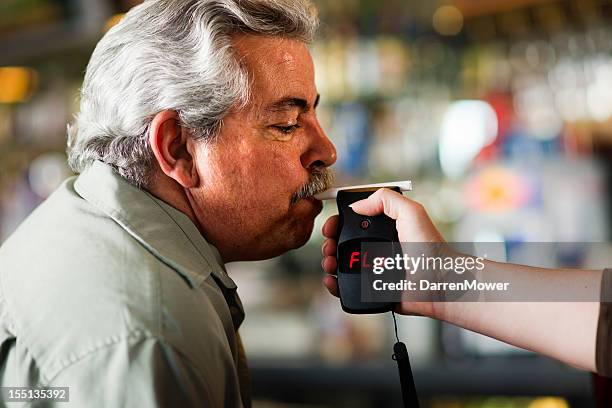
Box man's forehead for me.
[233,34,310,65]
[277,50,297,66]
[232,34,315,106]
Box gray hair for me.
[67,0,319,187]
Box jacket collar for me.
[73,160,237,291]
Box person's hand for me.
[321,188,445,318]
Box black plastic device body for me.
[336,187,400,314]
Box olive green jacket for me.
[0,160,249,407]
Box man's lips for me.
[305,196,323,213]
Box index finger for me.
[349,188,417,220]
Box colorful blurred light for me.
[528,397,569,408]
[0,67,38,104]
[433,5,464,36]
[439,100,498,179]
[463,166,532,213]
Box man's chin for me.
[247,228,313,261]
[292,197,322,236]
[292,220,315,248]
[276,207,319,253]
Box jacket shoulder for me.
[0,178,215,382]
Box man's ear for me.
[148,110,199,188]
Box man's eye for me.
[273,124,301,134]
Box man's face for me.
[189,34,337,262]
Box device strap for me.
[391,311,420,408]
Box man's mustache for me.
[291,170,334,205]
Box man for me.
[0,0,335,406]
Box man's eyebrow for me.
[265,94,321,113]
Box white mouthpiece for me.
[314,180,412,200]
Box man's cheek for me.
[260,157,302,192]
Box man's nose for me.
[301,119,337,170]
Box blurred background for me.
[1,0,612,407]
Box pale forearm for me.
[435,263,603,372]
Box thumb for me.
[349,188,411,220]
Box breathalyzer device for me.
[335,187,400,314]
[315,180,420,408]
[315,180,412,314]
